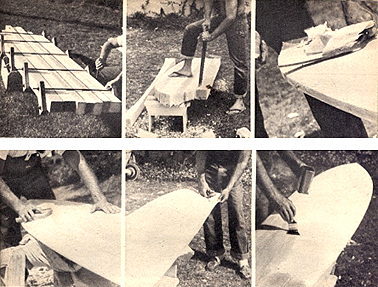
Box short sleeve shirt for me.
[0,150,65,161]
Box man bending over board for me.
[196,150,251,279]
[170,0,249,115]
[95,33,123,99]
[0,150,120,285]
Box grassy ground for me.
[126,14,251,138]
[126,151,252,286]
[257,1,378,138]
[21,150,122,286]
[0,0,122,137]
[257,150,378,286]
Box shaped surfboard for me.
[256,163,373,287]
[20,200,122,285]
[278,36,378,123]
[125,189,219,287]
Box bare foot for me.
[169,69,193,78]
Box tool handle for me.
[15,208,53,224]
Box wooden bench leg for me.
[182,112,188,133]
[148,114,153,132]
[1,247,26,287]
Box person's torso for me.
[215,0,246,17]
[206,150,241,167]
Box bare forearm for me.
[99,38,120,62]
[203,0,213,20]
[63,151,107,203]
[0,177,22,212]
[256,154,281,202]
[225,150,251,190]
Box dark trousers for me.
[0,154,55,248]
[203,163,249,260]
[181,15,249,96]
[256,0,368,138]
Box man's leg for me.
[227,179,250,278]
[0,207,22,248]
[225,17,249,114]
[203,164,225,269]
[169,19,204,77]
[170,17,223,77]
[255,84,269,138]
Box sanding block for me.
[16,207,53,223]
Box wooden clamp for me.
[23,62,30,91]
[0,34,4,56]
[39,81,48,114]
[12,52,66,56]
[33,87,109,92]
[10,47,15,71]
[4,39,50,43]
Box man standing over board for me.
[0,150,120,285]
[170,0,249,115]
[196,150,251,279]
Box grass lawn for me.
[0,0,122,137]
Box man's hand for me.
[15,202,40,222]
[202,20,211,32]
[219,188,231,203]
[272,193,296,223]
[90,200,120,214]
[105,78,117,90]
[255,31,268,70]
[198,176,216,198]
[201,31,213,42]
[95,57,106,71]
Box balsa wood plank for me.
[256,163,373,287]
[21,29,120,112]
[5,27,103,114]
[6,40,88,113]
[21,200,122,285]
[151,58,221,107]
[125,58,176,127]
[1,45,68,112]
[125,189,219,287]
[279,38,378,123]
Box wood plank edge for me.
[125,58,176,126]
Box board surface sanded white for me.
[151,58,221,106]
[279,38,378,123]
[256,163,373,287]
[125,189,219,287]
[21,200,122,285]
